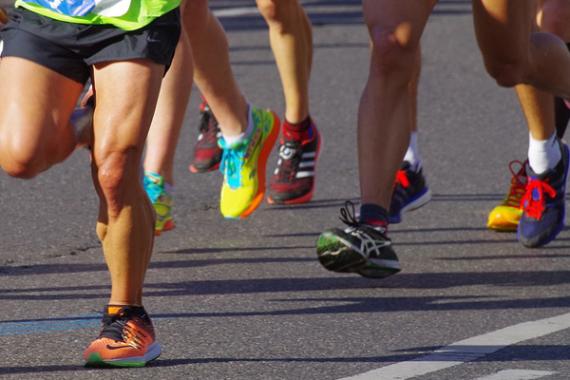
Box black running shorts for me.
[0,7,180,83]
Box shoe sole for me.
[518,143,569,247]
[317,231,401,278]
[267,128,323,206]
[389,188,432,224]
[85,342,161,368]
[228,111,280,219]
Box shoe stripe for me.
[299,161,315,168]
[302,152,317,158]
[296,171,315,178]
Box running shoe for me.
[389,162,431,223]
[267,120,321,204]
[144,172,175,235]
[487,160,527,232]
[518,141,569,248]
[84,305,160,367]
[316,201,400,278]
[219,107,280,219]
[189,100,222,173]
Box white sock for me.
[221,105,254,147]
[403,132,422,171]
[528,132,561,175]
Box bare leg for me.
[256,0,312,123]
[91,60,163,306]
[143,25,193,184]
[0,58,83,178]
[473,0,570,97]
[184,0,247,137]
[360,0,435,208]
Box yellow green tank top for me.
[15,0,180,31]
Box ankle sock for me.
[283,116,313,141]
[403,132,422,172]
[528,132,561,175]
[359,203,389,229]
[221,105,254,147]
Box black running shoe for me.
[316,202,400,278]
[518,140,569,248]
[389,162,431,224]
[189,100,222,173]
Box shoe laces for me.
[219,138,248,189]
[274,140,301,180]
[339,201,389,256]
[144,173,165,204]
[339,201,360,228]
[395,169,410,189]
[521,176,556,219]
[100,309,147,349]
[503,160,527,208]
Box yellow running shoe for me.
[487,160,527,232]
[219,107,280,219]
[144,172,175,235]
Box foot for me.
[487,160,526,232]
[144,172,175,235]
[219,107,280,219]
[518,141,569,248]
[316,202,400,279]
[189,101,222,173]
[267,119,321,205]
[83,305,160,367]
[389,162,431,224]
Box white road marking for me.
[473,369,556,380]
[212,7,259,18]
[339,312,570,380]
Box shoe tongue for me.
[107,305,128,316]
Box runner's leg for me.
[91,59,164,305]
[360,0,435,208]
[256,0,311,123]
[0,58,82,178]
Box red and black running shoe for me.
[267,119,321,204]
[189,100,222,173]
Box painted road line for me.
[0,315,100,336]
[339,311,570,380]
[473,369,556,380]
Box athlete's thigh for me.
[472,0,537,63]
[363,0,436,47]
[91,59,165,156]
[0,57,82,157]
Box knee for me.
[94,146,141,212]
[483,59,527,88]
[0,139,42,179]
[257,0,296,30]
[368,25,419,81]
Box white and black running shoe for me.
[316,202,400,279]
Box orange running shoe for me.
[487,160,527,232]
[84,305,160,367]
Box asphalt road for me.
[1,1,570,379]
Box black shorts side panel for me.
[0,8,181,82]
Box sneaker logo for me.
[106,344,133,350]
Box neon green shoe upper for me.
[219,107,280,219]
